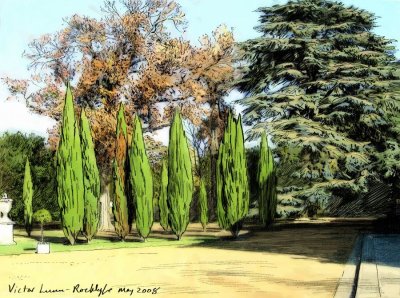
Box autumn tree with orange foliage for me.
[2,0,235,221]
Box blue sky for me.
[0,0,399,137]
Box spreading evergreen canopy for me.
[237,0,400,215]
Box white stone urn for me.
[0,193,16,245]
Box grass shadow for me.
[148,235,178,241]
[185,220,376,264]
[31,235,66,244]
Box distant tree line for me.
[0,132,58,222]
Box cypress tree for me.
[257,132,277,227]
[159,160,169,231]
[129,115,153,240]
[167,110,193,240]
[217,112,249,238]
[23,158,33,236]
[80,109,100,241]
[113,103,130,240]
[199,179,208,231]
[56,84,84,245]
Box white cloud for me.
[0,100,55,138]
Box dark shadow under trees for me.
[185,220,376,265]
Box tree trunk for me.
[209,99,226,222]
[210,133,218,222]
[41,223,44,243]
[230,221,243,239]
[98,183,114,231]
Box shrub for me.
[33,209,52,243]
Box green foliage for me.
[167,110,193,240]
[0,132,58,223]
[22,159,33,236]
[237,0,400,215]
[33,208,52,243]
[80,109,100,241]
[33,209,52,224]
[199,179,208,231]
[246,147,262,206]
[257,133,277,226]
[112,103,130,240]
[217,112,249,237]
[129,115,153,240]
[142,136,167,221]
[159,160,169,231]
[56,84,84,245]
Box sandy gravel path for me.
[0,221,370,298]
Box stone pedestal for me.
[0,194,16,245]
[0,222,16,245]
[36,242,50,254]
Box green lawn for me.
[0,228,217,256]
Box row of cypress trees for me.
[56,85,277,243]
[112,107,195,240]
